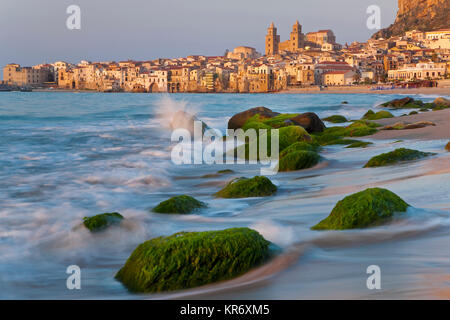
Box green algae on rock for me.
[323,115,348,123]
[279,141,318,158]
[83,212,124,232]
[362,110,394,120]
[216,176,277,198]
[311,188,409,230]
[312,120,379,146]
[364,148,434,168]
[153,195,206,214]
[115,228,272,293]
[279,150,320,172]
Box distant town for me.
[1,22,450,93]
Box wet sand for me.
[371,109,450,140]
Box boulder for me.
[83,212,124,232]
[228,107,279,130]
[115,228,272,292]
[153,195,206,214]
[290,112,326,133]
[364,148,434,167]
[215,176,277,198]
[445,142,450,151]
[311,188,409,230]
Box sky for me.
[0,0,397,71]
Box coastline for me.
[27,86,450,95]
[279,86,450,95]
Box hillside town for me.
[2,22,450,93]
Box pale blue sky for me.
[0,0,397,69]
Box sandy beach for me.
[280,86,450,95]
[371,109,450,140]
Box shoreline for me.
[279,86,450,95]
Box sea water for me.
[0,92,449,299]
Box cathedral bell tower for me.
[289,20,304,51]
[265,22,280,56]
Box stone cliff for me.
[372,0,450,39]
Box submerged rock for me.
[83,212,124,232]
[279,150,320,172]
[311,188,409,230]
[201,169,235,178]
[115,228,272,293]
[153,195,206,214]
[345,141,373,148]
[216,176,277,198]
[364,148,434,167]
[323,115,348,123]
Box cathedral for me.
[265,21,338,55]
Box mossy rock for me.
[279,150,320,172]
[115,228,272,293]
[419,108,429,112]
[445,142,450,151]
[262,113,299,128]
[216,176,277,198]
[153,195,206,214]
[311,188,409,230]
[279,141,318,158]
[364,148,434,168]
[346,141,373,148]
[409,111,418,115]
[242,120,273,133]
[323,115,348,123]
[278,126,311,150]
[363,110,394,120]
[312,120,379,146]
[83,212,124,232]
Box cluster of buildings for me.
[2,21,450,93]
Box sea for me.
[0,91,449,299]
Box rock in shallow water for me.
[152,195,206,214]
[364,148,434,167]
[83,212,124,232]
[215,176,277,198]
[115,228,272,293]
[311,188,409,230]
